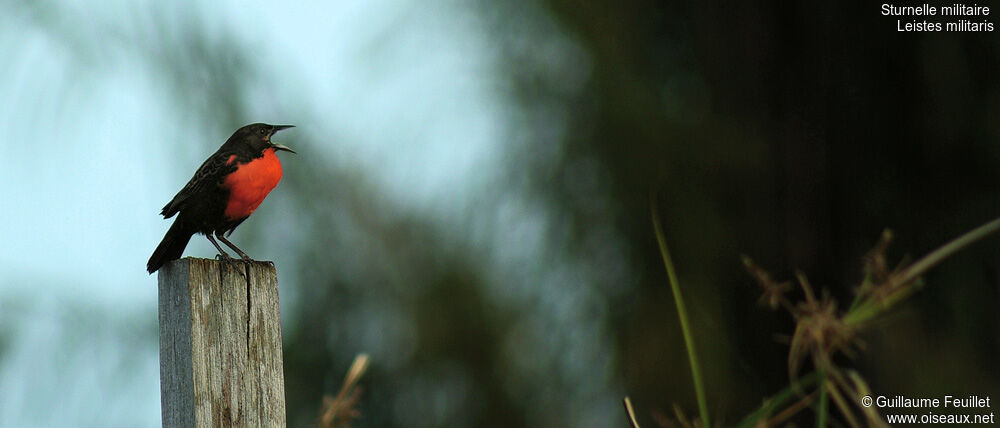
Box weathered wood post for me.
[158,257,286,427]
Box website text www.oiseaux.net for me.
[862,394,995,424]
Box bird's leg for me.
[207,233,247,278]
[205,234,234,261]
[216,232,254,261]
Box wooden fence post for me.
[158,257,286,427]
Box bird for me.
[147,123,295,274]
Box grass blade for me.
[844,216,1000,327]
[816,369,828,428]
[651,199,710,428]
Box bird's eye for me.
[259,128,267,135]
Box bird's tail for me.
[147,218,195,274]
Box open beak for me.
[271,143,296,154]
[270,125,296,153]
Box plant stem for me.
[623,397,642,428]
[816,368,828,428]
[651,200,710,428]
[844,216,1000,326]
[894,216,1000,288]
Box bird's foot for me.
[223,250,254,262]
[215,253,248,279]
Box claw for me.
[216,253,247,279]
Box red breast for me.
[223,148,283,220]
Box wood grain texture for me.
[158,258,286,428]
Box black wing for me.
[160,151,238,218]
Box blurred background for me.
[2,1,999,427]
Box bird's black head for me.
[228,123,296,154]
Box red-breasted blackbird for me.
[147,123,295,273]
